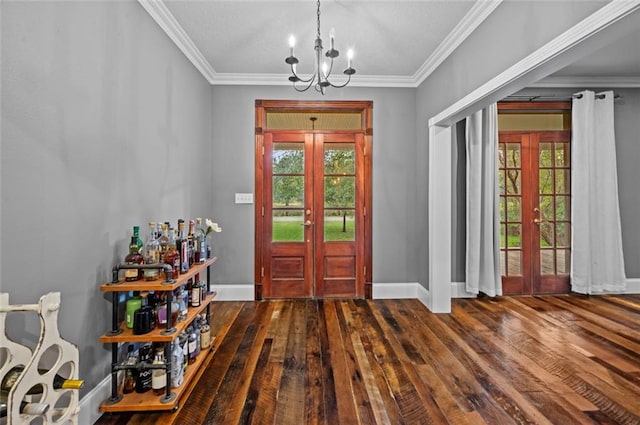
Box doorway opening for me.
[498,101,572,295]
[254,100,373,300]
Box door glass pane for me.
[273,176,304,208]
[540,196,554,220]
[556,196,570,220]
[539,169,553,194]
[498,143,505,167]
[555,142,570,166]
[273,143,304,174]
[272,210,304,242]
[499,197,506,222]
[500,251,506,275]
[540,221,554,247]
[505,143,520,167]
[505,170,521,194]
[506,197,521,221]
[500,224,506,248]
[507,251,522,275]
[556,249,570,274]
[324,176,355,208]
[556,223,570,248]
[324,144,355,174]
[498,170,506,195]
[540,249,555,274]
[507,224,521,247]
[539,142,553,167]
[555,170,569,194]
[324,210,355,241]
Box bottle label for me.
[201,331,210,349]
[191,287,201,306]
[152,372,166,390]
[188,340,197,356]
[124,269,138,279]
[136,368,153,393]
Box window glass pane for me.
[505,170,521,194]
[556,142,570,166]
[498,143,505,168]
[324,144,355,174]
[556,249,570,274]
[505,143,521,167]
[273,176,304,208]
[273,143,303,174]
[272,210,304,242]
[499,170,505,195]
[507,224,521,247]
[506,197,521,222]
[499,197,506,222]
[324,210,355,241]
[539,169,554,194]
[556,223,570,248]
[324,176,355,208]
[540,249,555,274]
[500,224,506,248]
[507,251,522,275]
[539,142,553,167]
[556,196,570,220]
[555,169,569,194]
[500,251,506,275]
[540,221,554,247]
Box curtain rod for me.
[503,93,620,102]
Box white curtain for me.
[465,104,502,296]
[571,90,626,294]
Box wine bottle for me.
[1,365,84,394]
[177,219,189,274]
[0,393,49,418]
[151,347,166,395]
[200,313,211,350]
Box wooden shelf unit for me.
[99,257,218,412]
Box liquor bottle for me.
[135,343,153,393]
[187,326,197,365]
[132,225,143,252]
[200,313,211,350]
[190,278,201,308]
[143,222,161,281]
[170,340,184,388]
[177,219,189,274]
[122,344,138,394]
[1,366,84,394]
[163,227,180,279]
[178,331,189,372]
[188,219,195,268]
[124,236,144,281]
[158,223,169,256]
[151,347,167,396]
[0,393,49,418]
[193,316,201,359]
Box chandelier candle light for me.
[286,0,356,94]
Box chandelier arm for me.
[326,73,352,89]
[290,62,317,84]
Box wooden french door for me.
[499,131,572,295]
[255,100,373,300]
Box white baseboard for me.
[626,278,640,293]
[372,282,420,299]
[80,374,111,425]
[210,284,254,300]
[451,281,477,299]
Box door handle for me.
[300,220,313,227]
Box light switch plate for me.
[235,193,253,204]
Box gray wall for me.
[415,0,608,290]
[209,85,418,287]
[1,1,213,397]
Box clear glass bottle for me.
[158,223,170,257]
[177,219,189,274]
[170,339,184,388]
[143,222,161,281]
[151,347,167,396]
[124,236,144,281]
[123,344,138,394]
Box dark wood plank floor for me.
[96,294,640,425]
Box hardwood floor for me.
[95,295,640,425]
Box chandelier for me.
[285,0,356,94]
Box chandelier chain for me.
[316,0,321,39]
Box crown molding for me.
[532,75,640,88]
[210,73,417,88]
[138,0,217,84]
[413,0,503,86]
